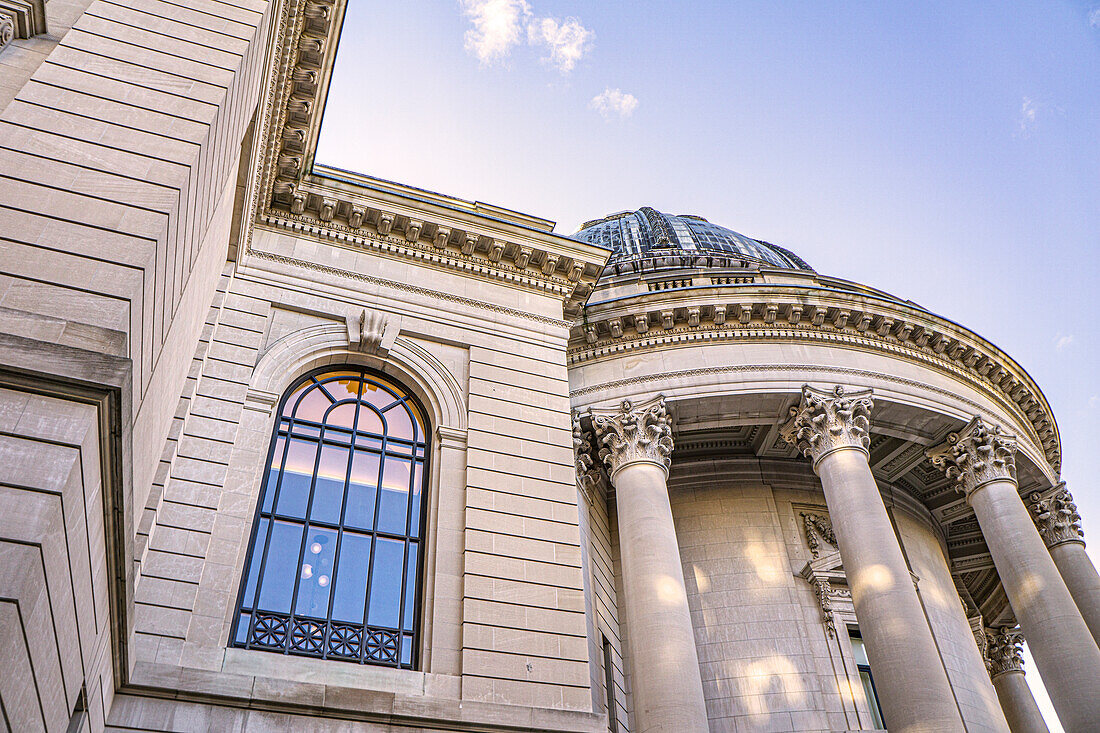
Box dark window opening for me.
[849,629,885,729]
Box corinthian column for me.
[1028,486,1100,649]
[783,385,964,732]
[983,627,1049,733]
[929,418,1100,731]
[589,396,708,733]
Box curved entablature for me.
[571,282,1060,475]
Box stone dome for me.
[572,206,812,272]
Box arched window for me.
[231,367,428,668]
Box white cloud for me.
[590,88,639,119]
[1089,395,1100,409]
[460,0,531,66]
[1016,96,1038,137]
[1089,8,1100,28]
[1055,334,1075,351]
[527,16,593,72]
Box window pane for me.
[312,443,349,525]
[331,532,371,623]
[403,542,417,630]
[263,437,286,513]
[356,406,383,435]
[235,613,251,644]
[384,402,414,441]
[408,462,423,536]
[368,537,404,627]
[850,634,870,666]
[326,402,356,429]
[860,670,884,729]
[296,527,337,617]
[277,439,316,517]
[242,517,270,608]
[257,521,304,612]
[292,385,331,422]
[378,458,411,534]
[346,451,380,529]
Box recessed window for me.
[231,368,428,669]
[602,634,619,733]
[849,629,885,729]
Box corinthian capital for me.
[926,417,1017,501]
[780,385,874,468]
[588,395,674,479]
[985,627,1025,679]
[1028,485,1084,548]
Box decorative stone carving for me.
[572,414,601,504]
[801,512,837,559]
[926,416,1017,500]
[1028,486,1084,548]
[985,627,1025,679]
[589,395,674,478]
[0,13,12,51]
[780,385,874,467]
[352,309,393,357]
[812,577,836,636]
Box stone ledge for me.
[125,660,606,732]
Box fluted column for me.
[589,396,708,733]
[929,418,1100,732]
[982,627,1049,733]
[783,385,964,732]
[1028,487,1100,649]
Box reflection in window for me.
[849,629,885,729]
[232,368,428,668]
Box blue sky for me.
[318,3,1100,728]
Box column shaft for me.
[991,671,1049,733]
[816,447,964,733]
[970,479,1100,732]
[612,461,709,733]
[1049,542,1100,650]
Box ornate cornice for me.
[780,385,874,469]
[927,417,1018,501]
[1028,485,1084,548]
[589,395,674,480]
[248,0,606,313]
[568,290,1060,475]
[985,627,1025,679]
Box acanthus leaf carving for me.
[801,512,837,560]
[926,416,1017,500]
[1028,485,1084,548]
[572,413,601,504]
[589,395,674,479]
[985,626,1025,679]
[780,384,873,467]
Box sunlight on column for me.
[1016,573,1046,605]
[655,574,685,606]
[852,563,894,591]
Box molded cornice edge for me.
[249,0,608,312]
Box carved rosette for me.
[572,413,601,503]
[1028,486,1085,548]
[780,385,874,468]
[588,395,674,479]
[984,627,1025,679]
[927,416,1018,501]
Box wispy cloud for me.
[1089,395,1100,409]
[1055,334,1075,351]
[1089,8,1100,28]
[527,17,593,72]
[590,88,639,119]
[460,0,531,66]
[1016,96,1038,137]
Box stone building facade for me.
[1,1,1098,731]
